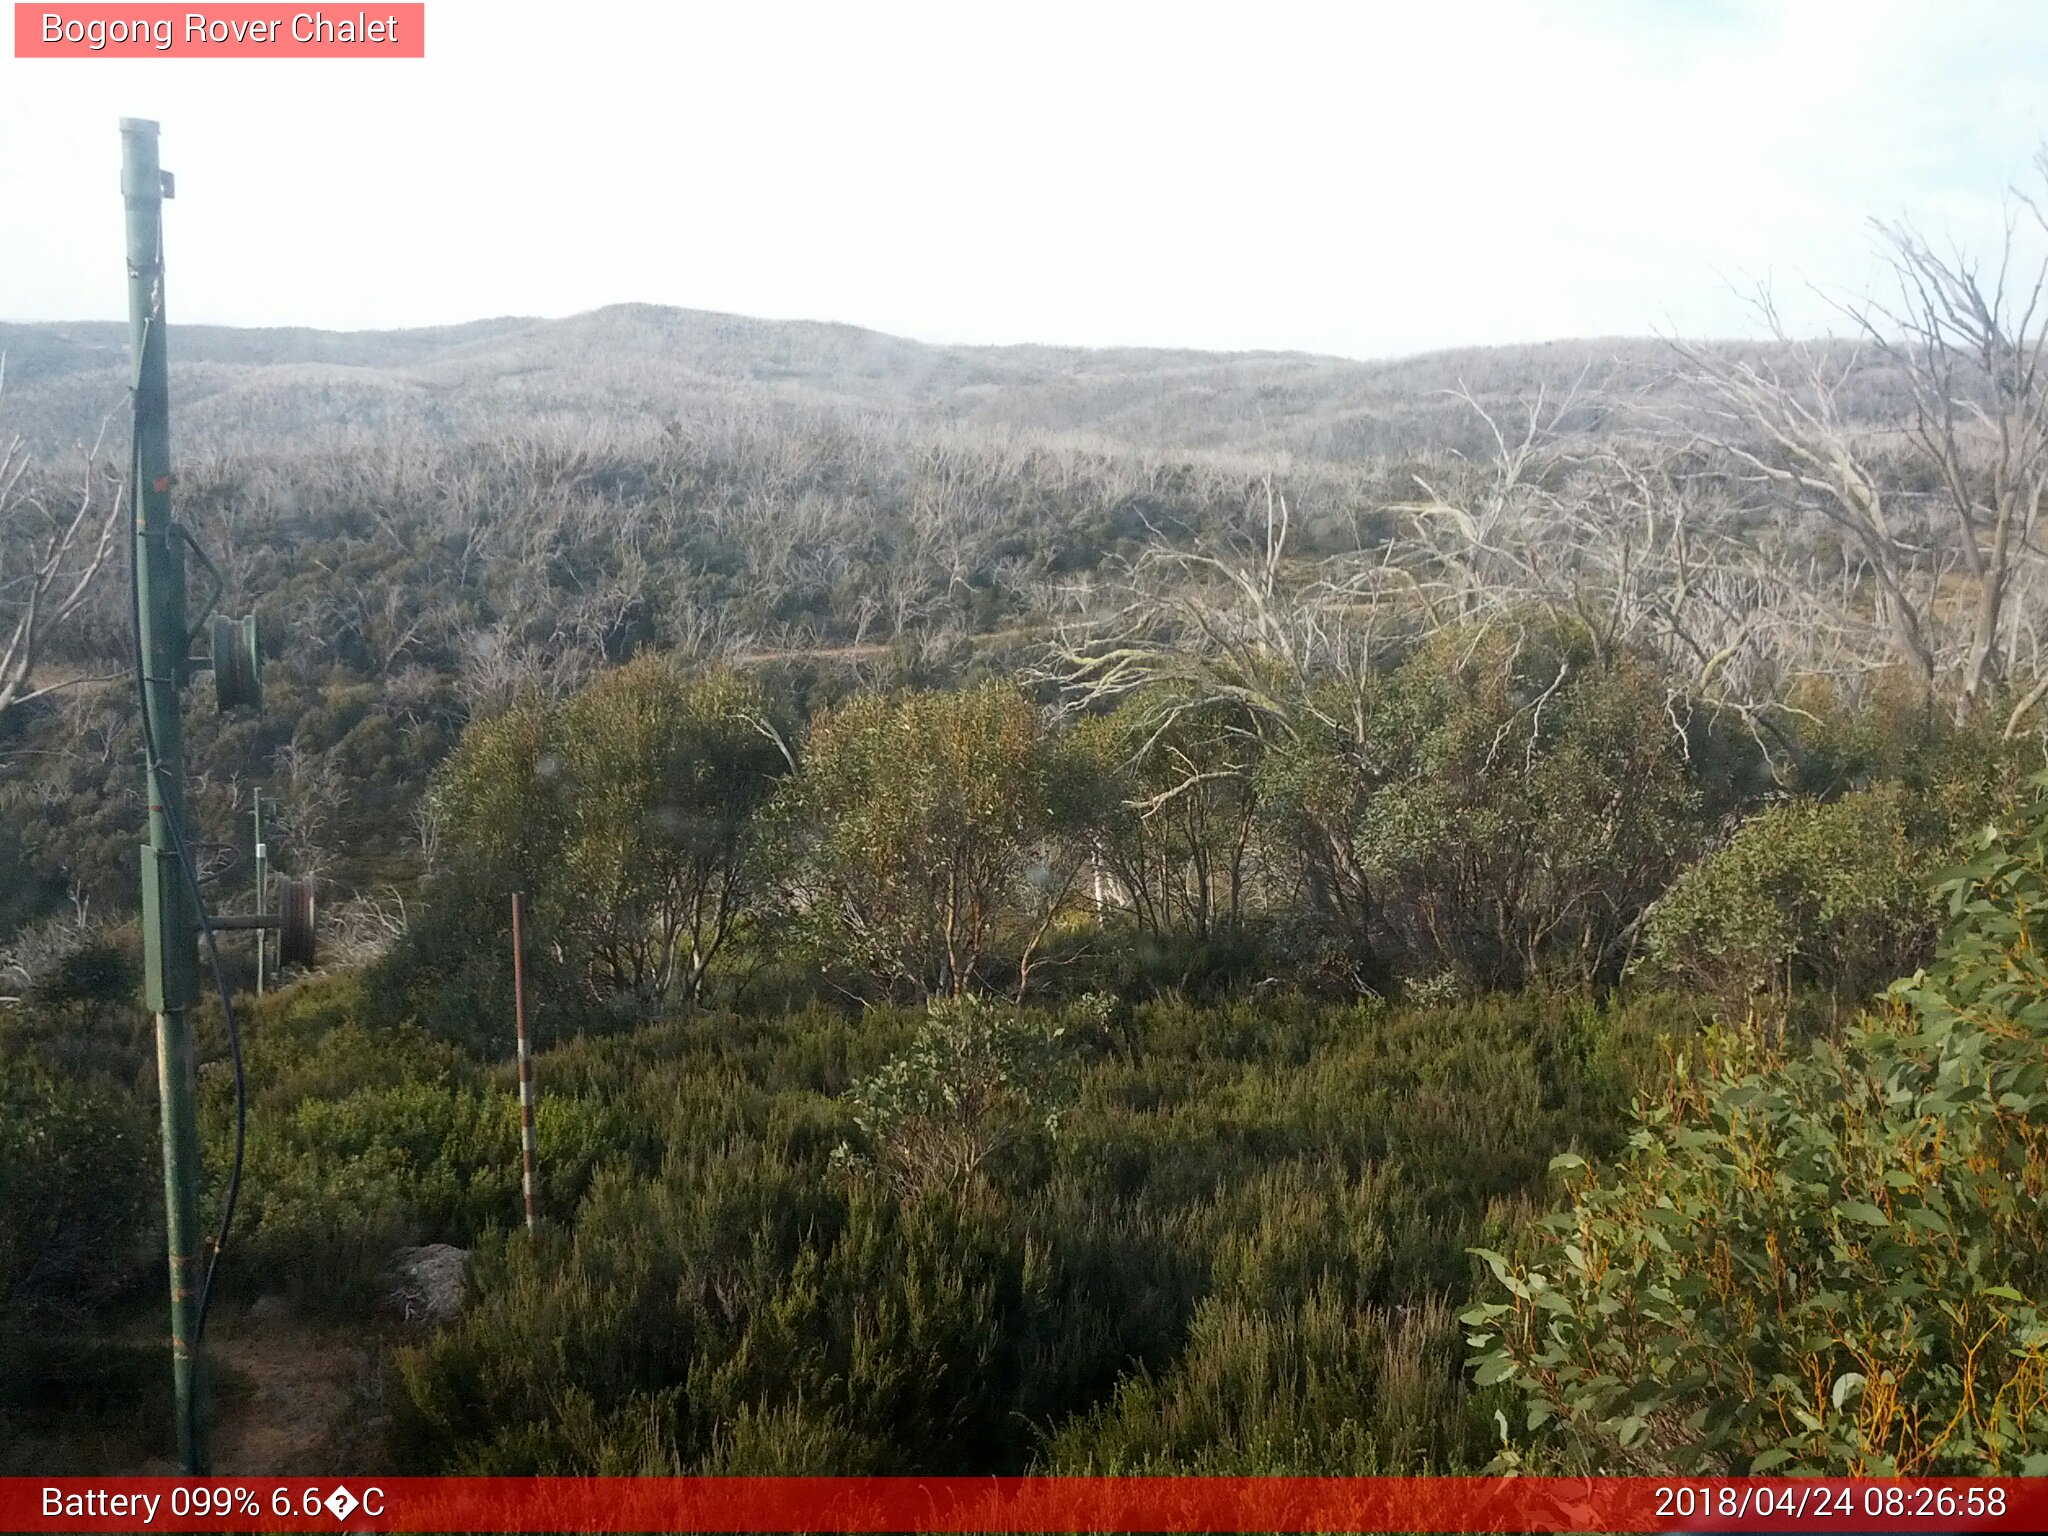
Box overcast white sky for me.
[2,0,2046,358]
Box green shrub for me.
[26,938,139,1027]
[777,683,1098,999]
[0,1039,158,1460]
[1468,780,2048,1474]
[1785,671,2037,829]
[373,660,787,1048]
[0,1050,154,1330]
[1072,692,1262,943]
[1361,625,1706,989]
[1256,622,1708,992]
[379,984,1669,1475]
[1045,1287,1479,1473]
[0,927,152,1085]
[1640,784,1939,1009]
[835,995,1081,1200]
[194,976,524,1313]
[391,1162,1057,1474]
[367,858,598,1056]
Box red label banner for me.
[1,1476,2042,1533]
[13,4,424,57]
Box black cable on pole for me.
[129,309,247,1349]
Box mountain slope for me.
[0,304,1774,462]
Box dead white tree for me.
[1291,378,1882,781]
[0,370,123,720]
[1050,479,1404,746]
[1675,159,2048,732]
[1045,480,1409,967]
[317,887,411,967]
[1391,381,1590,639]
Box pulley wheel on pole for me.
[212,613,263,712]
[278,876,317,967]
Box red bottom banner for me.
[2,1476,2040,1534]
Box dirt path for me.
[203,1305,394,1475]
[60,1304,399,1476]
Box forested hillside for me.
[9,186,2048,1476]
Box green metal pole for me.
[122,116,208,1476]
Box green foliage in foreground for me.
[1469,779,2048,1474]
[0,1035,157,1455]
[0,1049,153,1330]
[381,988,1678,1473]
[192,975,638,1313]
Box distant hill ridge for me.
[0,303,1862,462]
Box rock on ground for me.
[387,1243,469,1326]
